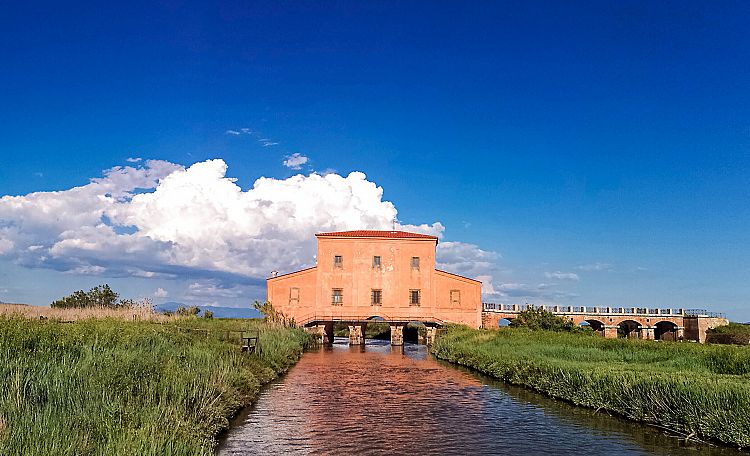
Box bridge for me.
[297,304,728,346]
[482,303,728,342]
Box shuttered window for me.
[289,287,300,305]
[371,289,382,305]
[332,288,343,305]
[409,289,420,306]
[450,289,460,307]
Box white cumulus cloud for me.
[437,242,498,277]
[154,287,168,298]
[283,153,309,170]
[0,158,444,283]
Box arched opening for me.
[403,321,427,344]
[579,319,605,335]
[654,321,678,341]
[333,322,350,339]
[497,318,512,328]
[365,316,390,341]
[618,320,641,339]
[403,325,419,343]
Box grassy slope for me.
[0,317,309,455]
[431,325,750,448]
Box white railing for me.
[482,303,689,316]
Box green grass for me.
[0,317,310,455]
[431,325,750,448]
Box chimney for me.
[271,270,278,278]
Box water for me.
[218,339,745,455]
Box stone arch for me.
[404,321,426,343]
[654,321,678,341]
[497,318,512,328]
[580,319,605,334]
[365,316,390,341]
[618,320,641,339]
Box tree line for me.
[51,284,151,309]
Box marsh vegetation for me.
[431,325,750,449]
[0,313,309,455]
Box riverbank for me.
[0,316,309,455]
[431,325,750,449]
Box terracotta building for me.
[266,230,482,343]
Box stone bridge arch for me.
[578,319,605,335]
[481,312,516,328]
[618,320,641,338]
[481,304,718,342]
[654,321,678,341]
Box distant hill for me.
[155,301,262,319]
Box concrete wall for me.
[266,267,317,322]
[684,316,729,343]
[434,270,482,327]
[316,236,437,318]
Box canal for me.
[218,339,745,455]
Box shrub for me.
[708,322,750,335]
[51,285,120,309]
[203,310,214,319]
[510,307,577,332]
[175,306,201,317]
[707,323,750,345]
[253,301,294,327]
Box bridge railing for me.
[482,303,702,317]
[684,309,726,318]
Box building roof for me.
[266,266,317,280]
[315,230,438,241]
[435,269,482,283]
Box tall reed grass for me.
[431,325,750,448]
[0,316,309,455]
[0,303,165,321]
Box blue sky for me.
[1,1,749,320]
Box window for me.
[409,289,421,306]
[411,256,420,269]
[372,255,381,268]
[450,289,460,307]
[289,287,300,305]
[331,288,343,305]
[371,289,382,305]
[334,255,343,268]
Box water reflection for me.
[218,338,744,455]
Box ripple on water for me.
[218,340,745,456]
